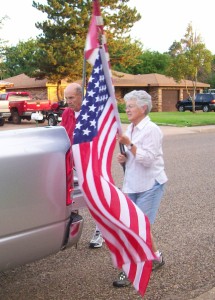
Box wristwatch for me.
[127,143,134,150]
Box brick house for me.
[0,80,14,91]
[112,71,210,112]
[3,72,210,112]
[3,73,69,103]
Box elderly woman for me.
[113,90,168,288]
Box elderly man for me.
[61,83,103,249]
[61,83,82,144]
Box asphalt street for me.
[0,121,215,300]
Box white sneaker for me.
[152,252,165,271]
[89,230,103,248]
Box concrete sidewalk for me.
[160,124,215,136]
[121,124,215,136]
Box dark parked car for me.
[176,93,215,112]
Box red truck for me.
[9,92,51,124]
[0,91,51,124]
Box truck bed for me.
[0,126,85,271]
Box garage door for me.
[162,90,179,111]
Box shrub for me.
[118,103,126,113]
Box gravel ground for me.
[0,123,215,300]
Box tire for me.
[178,106,185,112]
[0,118,5,126]
[12,112,21,124]
[202,105,210,112]
[38,119,46,124]
[48,115,57,126]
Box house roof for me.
[5,73,47,89]
[112,72,209,88]
[5,73,79,89]
[4,72,209,89]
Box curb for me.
[121,124,215,136]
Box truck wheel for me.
[0,118,5,126]
[48,115,57,126]
[12,112,21,124]
[38,119,46,124]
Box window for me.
[0,94,6,100]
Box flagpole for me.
[99,46,126,170]
[119,143,126,172]
[82,51,87,101]
[99,47,122,135]
[86,0,125,168]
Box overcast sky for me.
[1,0,215,54]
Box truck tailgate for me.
[0,126,83,270]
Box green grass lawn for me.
[120,112,215,127]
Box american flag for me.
[72,48,155,296]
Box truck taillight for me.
[66,150,73,206]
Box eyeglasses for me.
[125,104,137,110]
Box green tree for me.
[110,37,143,73]
[30,0,141,99]
[0,16,9,79]
[204,54,215,89]
[1,39,38,78]
[127,50,171,75]
[0,16,8,46]
[167,22,213,111]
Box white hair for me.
[124,90,152,114]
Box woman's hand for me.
[117,153,127,164]
[118,134,131,146]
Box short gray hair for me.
[124,90,152,114]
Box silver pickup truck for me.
[0,126,86,271]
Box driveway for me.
[0,122,215,300]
